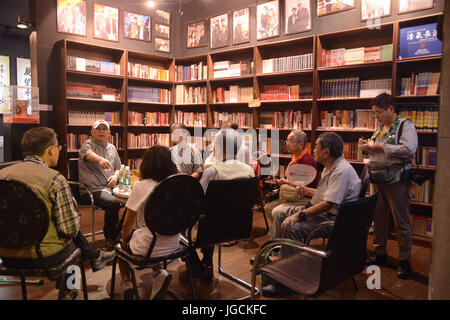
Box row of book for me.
[67,83,121,101]
[399,72,440,96]
[410,215,432,238]
[127,86,170,104]
[66,133,121,151]
[262,53,313,73]
[359,79,392,98]
[410,179,434,204]
[213,60,253,78]
[175,85,206,104]
[128,111,169,126]
[174,111,207,127]
[127,133,170,149]
[343,142,364,162]
[398,107,438,131]
[175,62,208,82]
[127,62,169,81]
[67,56,121,75]
[413,146,437,167]
[68,111,120,125]
[260,111,312,130]
[321,44,392,67]
[127,158,143,171]
[321,77,360,99]
[260,84,313,101]
[213,86,253,103]
[319,109,379,129]
[213,112,253,129]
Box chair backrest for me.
[319,193,378,292]
[358,165,370,198]
[143,174,204,255]
[0,179,49,253]
[195,177,259,247]
[68,158,80,181]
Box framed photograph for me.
[361,0,391,21]
[285,0,311,34]
[187,20,207,48]
[155,9,170,25]
[123,11,151,42]
[94,3,119,42]
[210,13,229,49]
[257,0,280,40]
[233,7,250,45]
[398,0,434,15]
[57,0,86,36]
[317,0,355,17]
[155,24,170,40]
[155,38,170,53]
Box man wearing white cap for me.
[79,120,122,250]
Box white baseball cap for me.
[92,119,110,130]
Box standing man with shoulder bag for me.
[358,94,418,279]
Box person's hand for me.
[99,158,113,170]
[107,174,119,187]
[358,137,368,146]
[277,178,289,186]
[281,213,299,233]
[296,185,313,198]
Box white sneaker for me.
[150,269,172,300]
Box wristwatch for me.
[298,211,307,222]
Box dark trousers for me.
[92,190,121,240]
[189,246,214,268]
[73,232,100,261]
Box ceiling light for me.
[17,15,31,29]
[146,1,155,8]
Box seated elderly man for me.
[78,120,122,250]
[0,127,115,298]
[262,132,361,297]
[180,128,255,282]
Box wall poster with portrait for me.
[155,9,170,25]
[257,0,280,40]
[361,0,391,21]
[187,20,208,49]
[398,0,434,15]
[155,38,170,53]
[232,8,250,45]
[285,0,311,35]
[317,0,355,17]
[57,0,86,36]
[210,13,229,49]
[155,24,170,40]
[123,11,151,42]
[94,3,119,42]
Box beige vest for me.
[214,159,255,180]
[0,161,72,258]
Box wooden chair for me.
[0,178,88,300]
[250,193,378,299]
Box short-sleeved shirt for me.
[78,138,121,194]
[311,155,361,214]
[126,179,180,257]
[170,143,204,175]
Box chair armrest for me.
[305,221,335,245]
[259,238,329,259]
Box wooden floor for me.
[0,207,430,300]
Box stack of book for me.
[262,53,313,73]
[67,56,121,75]
[128,111,169,126]
[127,62,169,81]
[414,146,437,166]
[68,111,120,125]
[175,85,206,104]
[399,72,441,96]
[398,106,438,131]
[359,79,392,98]
[174,111,207,127]
[213,112,253,128]
[66,83,121,101]
[213,60,253,78]
[319,109,379,130]
[410,179,434,204]
[260,84,312,101]
[260,111,312,130]
[213,86,253,103]
[128,158,143,171]
[320,78,360,99]
[343,142,363,162]
[321,44,392,67]
[66,133,89,151]
[410,215,432,237]
[128,86,170,104]
[175,62,208,81]
[127,133,170,148]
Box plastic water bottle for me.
[118,164,125,192]
[124,166,131,193]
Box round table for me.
[112,186,130,205]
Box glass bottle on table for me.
[124,165,131,193]
[118,164,125,192]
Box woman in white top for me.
[117,145,178,299]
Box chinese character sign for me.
[17,58,32,113]
[399,23,442,59]
[0,55,10,114]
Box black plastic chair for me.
[250,192,378,299]
[0,178,88,300]
[192,176,259,300]
[109,173,204,300]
